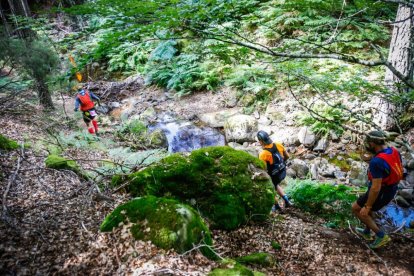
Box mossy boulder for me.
[236,252,275,267]
[117,120,168,149]
[144,129,168,149]
[0,134,19,150]
[114,146,275,230]
[45,155,81,174]
[100,196,215,259]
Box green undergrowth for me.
[286,179,358,227]
[100,196,216,259]
[112,146,275,230]
[208,259,265,276]
[236,252,275,267]
[0,134,19,150]
[45,154,82,175]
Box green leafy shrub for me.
[145,53,223,96]
[100,195,216,259]
[225,65,277,105]
[286,179,358,227]
[112,146,275,230]
[117,119,146,136]
[298,105,349,136]
[107,42,152,73]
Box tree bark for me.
[0,2,11,36]
[374,4,414,131]
[35,77,55,110]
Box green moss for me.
[100,196,216,259]
[271,241,281,251]
[328,156,351,171]
[286,179,357,227]
[0,134,19,150]
[347,152,361,161]
[146,129,168,148]
[45,155,80,173]
[236,252,275,267]
[115,146,274,230]
[209,259,255,276]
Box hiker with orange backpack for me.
[257,130,293,212]
[74,85,100,135]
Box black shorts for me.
[271,169,287,187]
[356,184,398,211]
[82,108,97,123]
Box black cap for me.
[257,130,272,144]
[365,130,386,144]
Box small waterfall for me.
[149,114,225,153]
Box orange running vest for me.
[367,147,403,186]
[78,91,95,111]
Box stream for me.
[379,203,414,231]
[149,114,225,153]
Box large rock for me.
[139,107,157,123]
[313,137,329,152]
[310,163,318,180]
[224,115,258,143]
[398,188,413,202]
[348,161,368,186]
[298,127,316,148]
[146,129,168,149]
[113,146,275,230]
[100,196,215,259]
[227,142,261,158]
[406,159,414,170]
[198,109,241,128]
[289,159,309,179]
[265,104,285,122]
[319,162,339,178]
[269,127,301,146]
[406,171,414,185]
[395,195,411,208]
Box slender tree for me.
[374,4,414,130]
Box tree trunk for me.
[35,77,55,110]
[0,2,11,36]
[6,0,32,38]
[374,4,414,131]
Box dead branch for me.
[2,144,23,223]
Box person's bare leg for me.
[276,185,285,197]
[352,202,380,233]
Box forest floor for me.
[1,101,414,276]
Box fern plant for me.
[298,104,349,136]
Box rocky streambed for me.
[89,76,414,221]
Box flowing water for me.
[149,114,225,153]
[378,203,414,231]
